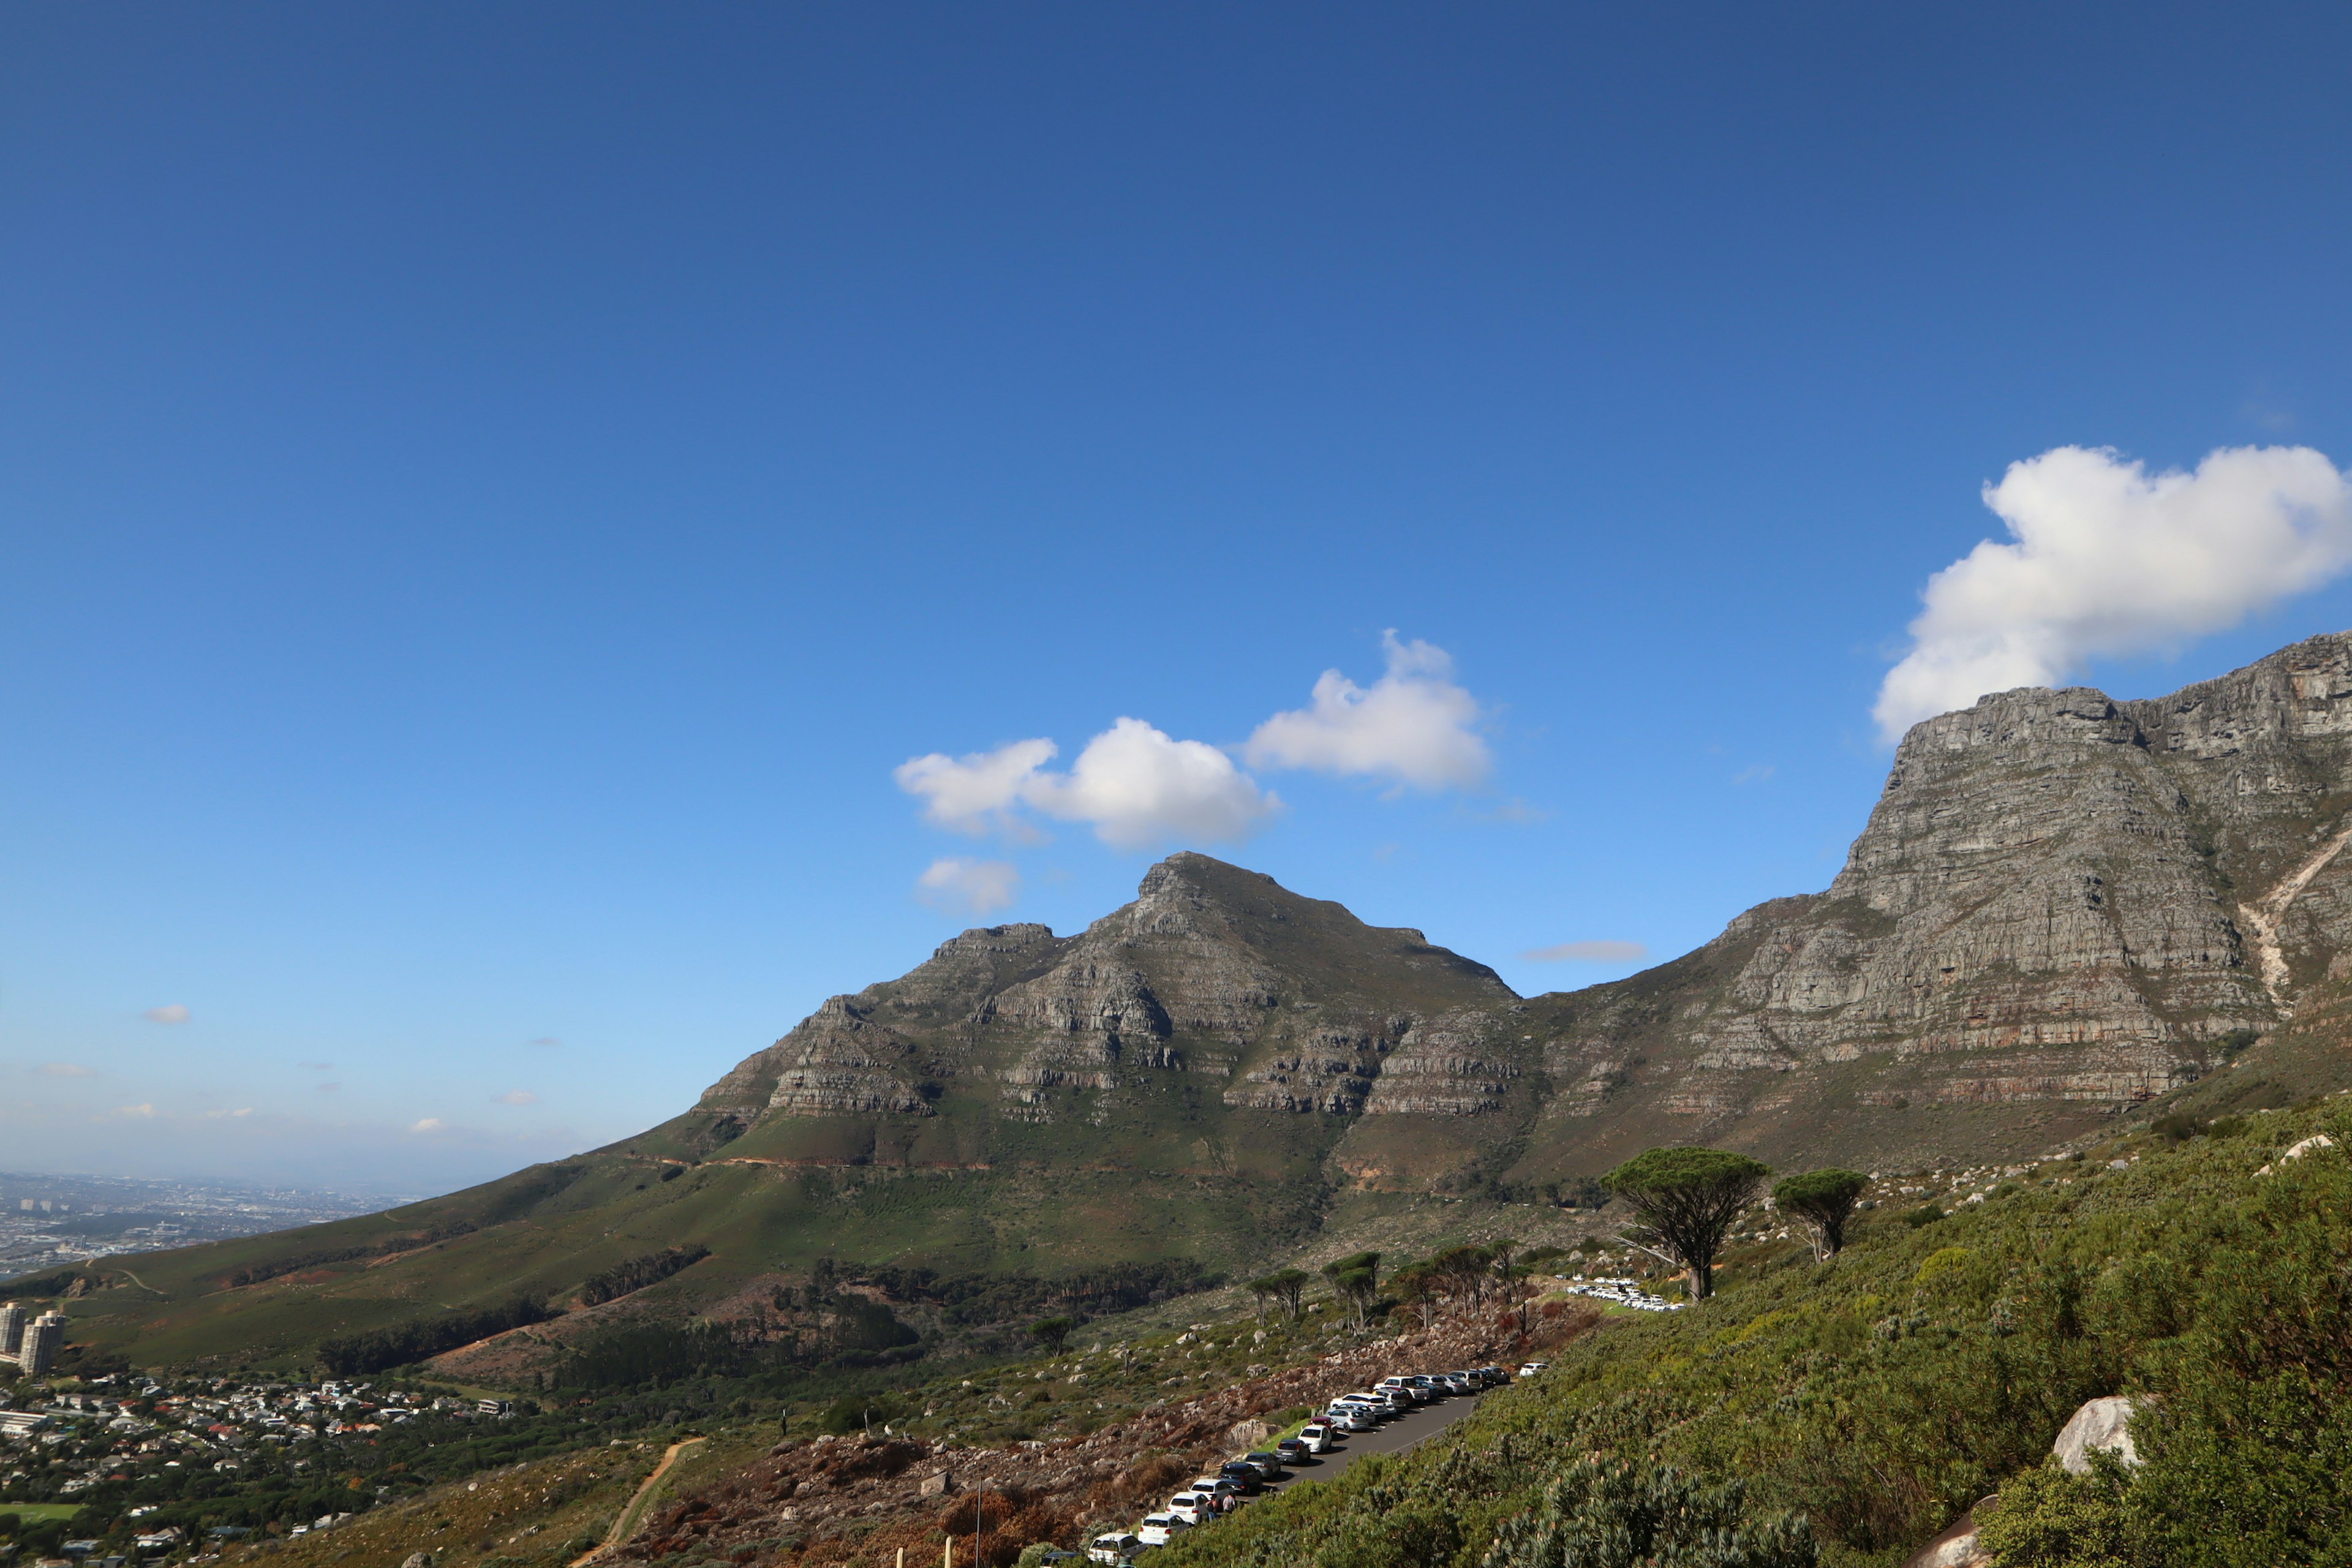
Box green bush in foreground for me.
[1484,1457,1817,1568]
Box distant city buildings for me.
[0,1303,64,1374]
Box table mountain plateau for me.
[33,631,2352,1371]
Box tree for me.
[1246,1276,1280,1322]
[1265,1268,1310,1322]
[1485,1456,1817,1568]
[1434,1245,1496,1313]
[1029,1316,1074,1355]
[1321,1251,1382,1328]
[1604,1146,1771,1300]
[1772,1168,1869,1261]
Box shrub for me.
[1485,1457,1817,1568]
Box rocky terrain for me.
[36,632,2352,1372]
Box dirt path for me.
[571,1437,705,1567]
[112,1268,168,1295]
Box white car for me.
[1167,1494,1211,1525]
[1088,1533,1143,1564]
[1189,1478,1243,1512]
[1518,1361,1548,1377]
[1295,1422,1334,1452]
[1137,1514,1191,1545]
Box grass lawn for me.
[4,1502,89,1523]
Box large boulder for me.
[2052,1395,2143,1474]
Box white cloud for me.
[1243,631,1490,790]
[113,1102,157,1118]
[409,1117,447,1134]
[492,1090,539,1107]
[204,1107,254,1119]
[914,857,1021,916]
[893,739,1058,837]
[40,1063,97,1078]
[143,1003,191,1025]
[1875,445,2352,741]
[1023,718,1277,849]
[1521,940,1649,963]
[897,721,1276,852]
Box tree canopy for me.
[1604,1147,1771,1300]
[1773,1168,1869,1261]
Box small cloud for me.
[1732,764,1776,786]
[409,1117,446,1134]
[492,1090,538,1107]
[40,1063,97,1078]
[527,1036,561,1047]
[143,1004,191,1025]
[316,1082,342,1094]
[1244,631,1491,791]
[1521,940,1649,964]
[900,723,1276,850]
[1477,796,1550,825]
[112,1102,158,1118]
[914,857,1021,916]
[203,1107,254,1118]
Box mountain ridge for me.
[31,631,2352,1373]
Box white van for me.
[1088,1532,1142,1564]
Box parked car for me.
[1295,1422,1335,1453]
[1439,1371,1475,1394]
[1376,1376,1425,1403]
[1189,1477,1245,1512]
[1517,1361,1547,1378]
[1217,1462,1264,1494]
[1167,1494,1211,1525]
[1088,1533,1142,1565]
[1242,1450,1288,1479]
[1479,1364,1509,1384]
[1407,1374,1444,1399]
[1275,1437,1314,1464]
[1137,1514,1191,1545]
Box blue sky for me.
[6,3,2352,1193]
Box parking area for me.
[1243,1389,1486,1502]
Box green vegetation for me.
[1157,1107,2352,1568]
[317,1294,555,1376]
[1604,1147,1771,1299]
[1773,1169,1869,1261]
[578,1244,711,1305]
[1489,1458,1817,1568]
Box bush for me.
[1485,1457,1817,1568]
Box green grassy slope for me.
[1155,1099,2352,1568]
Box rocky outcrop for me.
[1525,633,2352,1164]
[2052,1395,2144,1474]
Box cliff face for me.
[1523,631,2352,1170]
[682,853,1536,1181]
[684,632,2352,1183]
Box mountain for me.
[32,631,2352,1374]
[1511,628,2352,1173]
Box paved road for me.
[1251,1392,1485,1496]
